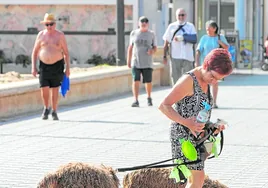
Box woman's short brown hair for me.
[203,48,233,75]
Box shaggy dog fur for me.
[123,168,228,188]
[37,162,119,188]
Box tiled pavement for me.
[1,69,268,188]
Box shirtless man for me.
[31,13,70,120]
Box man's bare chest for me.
[40,35,61,48]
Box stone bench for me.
[0,62,169,119]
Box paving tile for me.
[1,71,268,187]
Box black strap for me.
[116,158,201,172]
[171,22,187,41]
[207,85,212,104]
[218,34,223,48]
[116,158,174,172]
[169,23,187,58]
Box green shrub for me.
[0,50,12,64]
[15,54,31,68]
[86,54,116,66]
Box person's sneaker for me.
[131,100,139,107]
[147,97,153,106]
[51,111,59,120]
[42,108,50,120]
[212,104,218,109]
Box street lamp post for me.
[116,0,126,66]
[217,0,221,31]
[169,0,173,24]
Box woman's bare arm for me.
[218,40,229,50]
[158,75,193,125]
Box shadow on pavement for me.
[220,74,268,86]
[0,133,169,143]
[60,119,148,125]
[214,106,268,111]
[0,86,170,126]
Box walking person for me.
[127,16,157,107]
[196,20,229,108]
[31,13,70,120]
[264,36,268,56]
[163,8,197,85]
[159,48,233,188]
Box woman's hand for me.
[183,117,205,137]
[214,124,226,134]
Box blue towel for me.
[59,74,70,97]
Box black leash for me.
[117,128,223,172]
[116,158,174,172]
[116,158,201,172]
[117,120,225,173]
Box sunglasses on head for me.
[45,23,54,27]
[178,14,185,17]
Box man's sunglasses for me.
[178,14,185,17]
[45,23,54,27]
[140,19,148,23]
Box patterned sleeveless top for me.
[171,72,213,127]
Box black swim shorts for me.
[39,59,64,88]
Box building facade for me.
[195,0,264,63]
[1,0,266,72]
[141,0,195,46]
[0,0,139,71]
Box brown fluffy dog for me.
[37,162,119,188]
[123,168,228,188]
